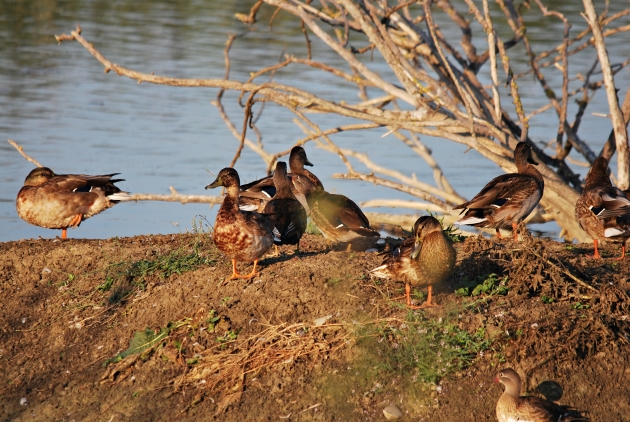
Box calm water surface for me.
[1,0,628,241]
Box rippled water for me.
[1,0,628,242]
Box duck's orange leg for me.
[226,259,241,280]
[512,222,519,242]
[590,239,602,259]
[495,229,502,239]
[615,242,627,260]
[238,259,261,279]
[406,284,439,309]
[60,214,82,240]
[69,214,83,227]
[226,259,261,282]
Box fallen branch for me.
[8,139,43,167]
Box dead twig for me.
[8,139,43,167]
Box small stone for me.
[383,404,402,420]
[20,397,27,406]
[313,315,333,327]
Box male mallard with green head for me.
[575,156,630,259]
[495,368,588,422]
[454,142,544,241]
[206,167,276,280]
[370,216,456,308]
[261,161,307,253]
[16,166,130,239]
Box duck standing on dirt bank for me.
[454,142,544,242]
[206,167,276,280]
[293,173,380,245]
[261,161,307,254]
[575,156,630,259]
[370,216,456,308]
[16,166,130,239]
[239,146,322,214]
[495,368,589,422]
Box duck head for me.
[495,368,522,397]
[23,167,56,187]
[514,142,538,167]
[410,216,443,259]
[290,146,314,171]
[206,167,240,191]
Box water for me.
[2,0,628,242]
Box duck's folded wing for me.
[454,174,538,210]
[321,194,375,233]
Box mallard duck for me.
[575,156,630,259]
[293,173,380,244]
[16,166,130,239]
[206,167,276,280]
[261,161,307,253]
[238,146,323,213]
[370,216,456,308]
[495,368,588,422]
[454,142,544,241]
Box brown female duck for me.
[206,167,276,280]
[16,166,130,239]
[454,142,544,241]
[238,146,322,213]
[293,173,379,244]
[575,156,630,259]
[261,161,307,253]
[370,216,456,308]
[495,368,588,422]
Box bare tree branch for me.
[582,0,629,189]
[8,139,43,168]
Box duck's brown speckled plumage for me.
[454,142,544,241]
[370,216,456,308]
[238,146,322,214]
[575,156,630,259]
[496,368,588,422]
[16,166,130,239]
[261,162,307,247]
[293,173,379,243]
[206,167,275,280]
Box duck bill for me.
[528,156,539,165]
[410,239,422,259]
[304,158,314,167]
[205,176,222,190]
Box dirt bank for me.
[1,230,629,421]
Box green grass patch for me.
[455,273,509,297]
[427,211,466,243]
[357,310,491,384]
[100,242,216,303]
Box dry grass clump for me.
[170,310,348,413]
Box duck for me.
[16,166,130,239]
[495,368,588,422]
[370,216,456,308]
[292,173,380,244]
[574,156,630,259]
[238,146,323,213]
[205,167,276,280]
[261,161,308,253]
[453,142,544,242]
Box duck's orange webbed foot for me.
[223,259,261,284]
[405,285,440,309]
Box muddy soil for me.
[1,230,629,421]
